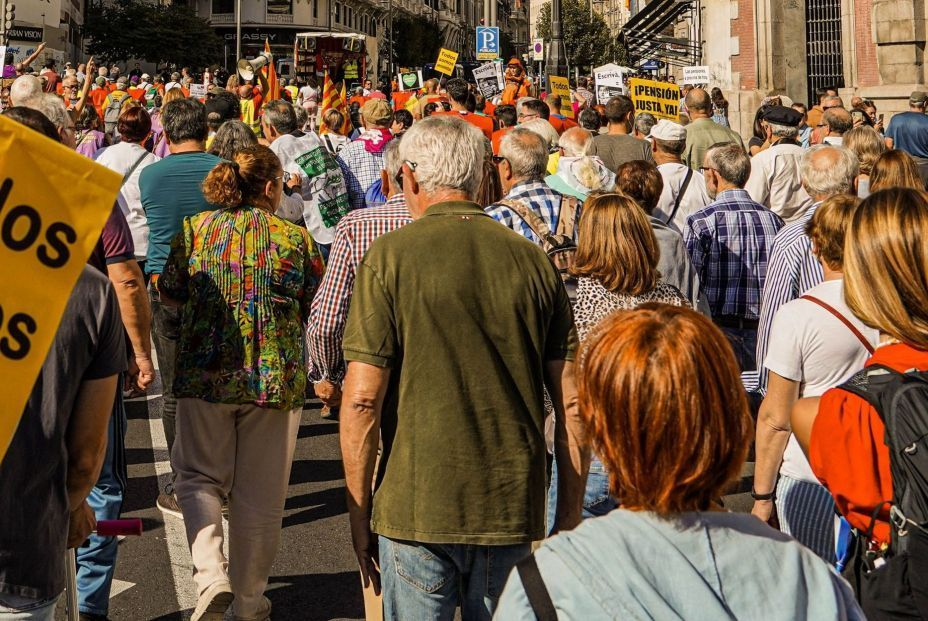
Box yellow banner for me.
[404,95,419,113]
[0,116,121,462]
[548,75,574,119]
[629,78,680,121]
[435,48,459,76]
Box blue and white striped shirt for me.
[742,203,824,393]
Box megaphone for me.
[237,51,273,82]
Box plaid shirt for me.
[486,179,564,245]
[336,135,388,210]
[683,189,784,319]
[307,194,412,382]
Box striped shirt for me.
[684,189,784,319]
[307,194,412,382]
[742,202,824,393]
[486,179,564,245]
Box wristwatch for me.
[751,488,776,501]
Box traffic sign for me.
[532,38,544,62]
[476,27,499,61]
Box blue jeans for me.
[0,595,58,621]
[379,537,530,621]
[76,389,127,616]
[546,454,618,534]
[719,325,758,373]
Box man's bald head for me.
[800,144,859,200]
[558,126,592,157]
[10,75,42,107]
[684,88,711,115]
[822,96,843,109]
[823,107,852,136]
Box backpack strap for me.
[666,167,694,225]
[800,295,875,354]
[497,198,552,242]
[555,195,579,239]
[516,555,558,621]
[121,151,149,188]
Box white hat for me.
[649,119,686,141]
[141,73,151,80]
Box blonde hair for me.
[843,126,885,176]
[162,87,186,107]
[844,188,928,347]
[869,150,924,192]
[573,192,659,295]
[805,194,860,270]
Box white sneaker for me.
[191,580,234,621]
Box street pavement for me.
[57,374,755,620]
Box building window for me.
[212,0,234,13]
[313,0,318,18]
[335,2,341,23]
[805,0,845,101]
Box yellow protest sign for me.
[629,77,680,121]
[404,95,419,113]
[0,116,121,461]
[548,75,574,119]
[435,48,459,76]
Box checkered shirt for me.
[683,188,785,320]
[336,139,387,210]
[486,179,564,245]
[307,194,412,382]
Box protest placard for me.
[473,62,503,98]
[682,66,711,85]
[398,69,424,91]
[435,48,459,76]
[188,83,207,100]
[594,63,626,104]
[0,116,121,461]
[548,75,574,118]
[629,77,680,121]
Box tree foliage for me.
[391,15,443,68]
[537,0,628,71]
[84,0,222,68]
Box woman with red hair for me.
[499,305,863,619]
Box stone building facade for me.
[699,0,926,135]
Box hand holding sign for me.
[0,116,120,461]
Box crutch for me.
[65,519,144,621]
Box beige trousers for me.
[173,397,301,619]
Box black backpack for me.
[837,365,928,620]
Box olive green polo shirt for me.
[343,200,577,545]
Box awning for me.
[620,0,696,66]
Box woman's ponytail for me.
[202,159,244,208]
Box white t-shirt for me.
[764,279,879,482]
[94,142,161,259]
[654,162,710,233]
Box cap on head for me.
[762,105,803,127]
[141,73,151,80]
[649,119,687,141]
[911,91,928,106]
[361,99,392,126]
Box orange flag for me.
[263,38,280,102]
[320,72,351,134]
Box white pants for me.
[173,398,301,619]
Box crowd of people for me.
[1,46,928,621]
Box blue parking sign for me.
[476,27,500,61]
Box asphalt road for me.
[55,374,755,621]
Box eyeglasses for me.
[491,155,507,164]
[518,113,538,120]
[404,160,418,172]
[699,166,717,174]
[275,171,293,184]
[63,84,78,90]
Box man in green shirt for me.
[682,87,746,170]
[340,115,588,620]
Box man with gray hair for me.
[650,119,710,231]
[339,115,586,621]
[307,139,412,424]
[684,142,784,371]
[748,144,859,394]
[634,112,657,139]
[821,107,852,146]
[263,99,350,248]
[9,75,43,107]
[488,127,577,243]
[745,105,813,222]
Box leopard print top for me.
[574,277,691,343]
